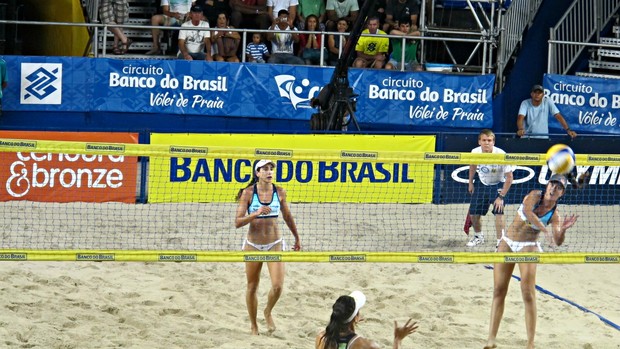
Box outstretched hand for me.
[394,318,418,341]
[561,214,578,231]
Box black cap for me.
[190,5,202,12]
[531,84,544,93]
[549,173,568,189]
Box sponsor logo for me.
[158,254,197,262]
[505,154,540,162]
[0,139,37,149]
[244,254,282,262]
[274,75,320,110]
[21,63,63,104]
[340,151,378,159]
[85,144,126,153]
[587,155,620,163]
[417,255,454,263]
[451,165,535,185]
[504,256,539,263]
[329,254,367,262]
[584,255,619,263]
[76,253,115,261]
[424,153,460,161]
[0,253,27,260]
[255,149,293,157]
[169,146,208,155]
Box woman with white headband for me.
[235,159,301,335]
[315,291,418,349]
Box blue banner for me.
[3,56,494,128]
[544,74,620,135]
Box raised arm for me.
[521,191,554,245]
[393,319,418,349]
[550,211,578,247]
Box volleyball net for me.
[0,133,619,264]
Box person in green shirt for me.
[385,17,422,71]
[297,0,326,30]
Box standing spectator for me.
[99,0,132,55]
[267,0,299,27]
[230,0,271,29]
[299,15,324,65]
[297,0,326,31]
[195,0,231,26]
[384,17,421,71]
[146,0,194,55]
[384,0,420,33]
[517,84,577,139]
[267,9,305,65]
[246,33,270,63]
[465,129,514,248]
[327,17,349,66]
[177,5,213,61]
[352,17,389,69]
[211,12,241,62]
[325,0,358,32]
[0,58,7,116]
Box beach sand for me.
[0,262,618,348]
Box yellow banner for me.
[148,134,436,203]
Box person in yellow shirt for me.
[353,17,389,69]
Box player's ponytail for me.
[567,171,590,189]
[236,174,259,201]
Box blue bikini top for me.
[248,184,280,218]
[517,191,557,229]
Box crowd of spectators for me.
[105,0,424,70]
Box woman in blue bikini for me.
[235,159,301,335]
[485,173,578,349]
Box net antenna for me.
[310,0,375,132]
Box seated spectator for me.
[177,5,213,61]
[385,17,421,71]
[267,9,304,65]
[99,0,132,55]
[146,0,193,55]
[327,17,349,66]
[298,15,324,65]
[195,0,231,27]
[353,17,389,69]
[246,33,270,63]
[297,0,325,31]
[267,0,298,27]
[325,0,358,32]
[211,12,241,62]
[384,0,420,33]
[230,0,271,29]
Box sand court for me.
[0,262,618,348]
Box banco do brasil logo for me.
[20,63,63,105]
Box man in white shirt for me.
[267,0,298,27]
[466,129,515,247]
[266,9,304,65]
[177,5,212,61]
[146,0,194,55]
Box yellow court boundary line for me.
[0,250,618,263]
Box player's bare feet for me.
[264,309,276,332]
[483,344,497,349]
[251,325,259,335]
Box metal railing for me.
[0,19,492,72]
[548,0,620,75]
[496,0,544,87]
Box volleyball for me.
[546,144,576,174]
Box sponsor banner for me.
[440,135,620,204]
[3,56,494,128]
[0,131,139,203]
[544,74,620,134]
[148,133,435,203]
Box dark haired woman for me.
[316,291,418,349]
[485,174,578,349]
[235,159,301,335]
